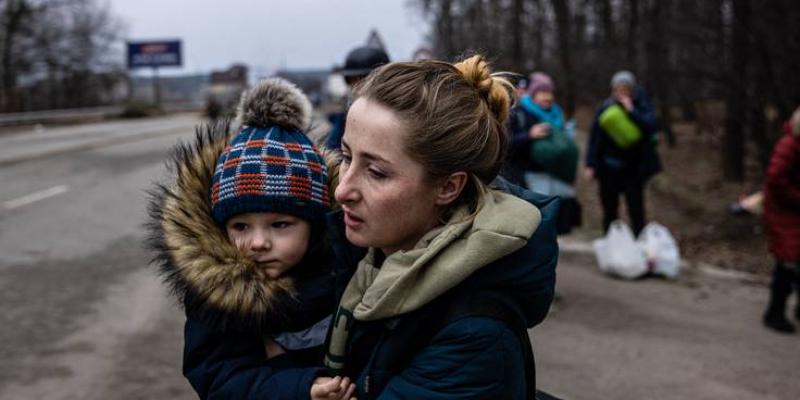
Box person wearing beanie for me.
[761,106,800,333]
[146,78,355,400]
[610,70,636,89]
[504,71,580,234]
[585,70,661,236]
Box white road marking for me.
[3,185,70,210]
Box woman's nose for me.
[334,165,359,204]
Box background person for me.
[324,45,390,151]
[762,106,800,334]
[506,72,580,234]
[585,70,661,236]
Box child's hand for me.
[310,376,357,400]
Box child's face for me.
[225,212,311,278]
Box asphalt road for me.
[0,115,199,399]
[0,115,797,400]
[535,251,799,400]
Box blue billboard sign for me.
[127,40,182,69]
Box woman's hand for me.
[263,337,286,359]
[310,376,357,400]
[529,123,551,139]
[614,93,634,111]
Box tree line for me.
[412,0,800,180]
[0,0,122,113]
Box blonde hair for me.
[353,54,515,213]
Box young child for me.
[147,78,354,399]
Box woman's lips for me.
[344,210,365,230]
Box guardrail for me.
[0,102,204,127]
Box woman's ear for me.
[435,172,468,206]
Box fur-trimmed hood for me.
[146,79,338,334]
[146,121,320,333]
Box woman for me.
[762,106,800,334]
[507,72,579,234]
[325,55,558,398]
[167,55,558,399]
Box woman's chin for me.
[345,229,371,248]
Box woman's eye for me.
[368,168,387,179]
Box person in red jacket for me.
[762,107,800,333]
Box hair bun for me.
[454,55,513,123]
[236,78,312,132]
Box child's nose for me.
[249,231,271,251]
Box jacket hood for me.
[466,181,560,327]
[339,190,541,322]
[146,121,318,334]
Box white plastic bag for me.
[637,222,681,278]
[593,220,648,279]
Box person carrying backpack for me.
[585,70,661,236]
[507,72,580,234]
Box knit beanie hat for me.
[610,70,636,88]
[527,72,555,96]
[210,78,329,225]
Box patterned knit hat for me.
[210,78,329,225]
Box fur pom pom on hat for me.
[236,78,312,132]
[211,78,329,225]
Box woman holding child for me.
[147,54,558,399]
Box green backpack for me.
[598,104,642,148]
[529,127,579,183]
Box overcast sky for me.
[107,0,429,76]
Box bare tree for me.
[411,0,800,179]
[0,0,123,112]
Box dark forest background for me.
[3,0,800,181]
[412,0,800,181]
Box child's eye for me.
[230,222,249,231]
[272,221,291,229]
